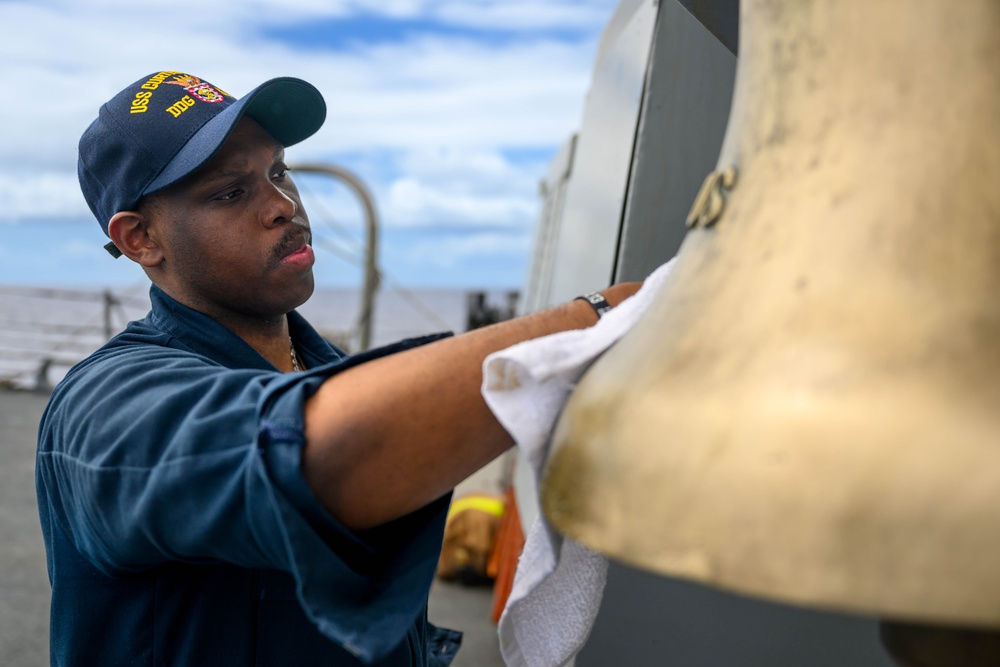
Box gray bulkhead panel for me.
[540,0,659,306]
[613,0,736,281]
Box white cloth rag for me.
[481,259,675,667]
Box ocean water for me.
[0,282,519,390]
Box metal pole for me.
[102,289,119,340]
[289,163,380,351]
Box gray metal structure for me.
[289,163,381,351]
[522,0,658,313]
[520,1,897,664]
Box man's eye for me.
[273,168,288,180]
[218,188,244,201]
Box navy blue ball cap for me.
[77,71,326,255]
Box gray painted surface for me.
[0,390,50,667]
[676,0,740,55]
[543,0,659,306]
[578,563,896,667]
[522,135,578,316]
[615,0,737,282]
[428,580,505,667]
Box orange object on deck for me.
[488,486,525,624]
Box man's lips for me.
[274,230,315,267]
[280,242,315,268]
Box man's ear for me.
[107,210,164,267]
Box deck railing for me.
[0,285,150,391]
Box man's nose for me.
[263,184,297,228]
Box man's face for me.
[148,117,316,323]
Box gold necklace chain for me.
[290,336,303,372]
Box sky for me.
[0,0,617,290]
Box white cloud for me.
[386,177,535,228]
[0,172,90,222]
[379,147,542,228]
[294,147,541,232]
[399,232,531,270]
[395,146,541,196]
[434,1,614,30]
[0,0,614,285]
[37,0,615,30]
[1,1,601,164]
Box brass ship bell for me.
[541,0,1000,663]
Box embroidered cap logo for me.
[164,74,228,104]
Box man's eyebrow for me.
[199,165,252,188]
[196,146,285,188]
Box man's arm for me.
[302,283,640,531]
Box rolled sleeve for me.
[253,341,452,662]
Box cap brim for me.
[143,77,326,196]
